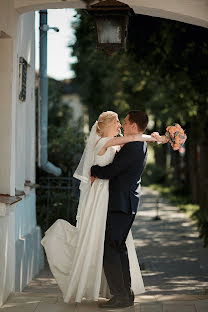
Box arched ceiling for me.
[14,0,208,28]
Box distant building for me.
[61,79,89,134]
[36,73,89,134]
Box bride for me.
[41,111,159,303]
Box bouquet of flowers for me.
[165,123,187,151]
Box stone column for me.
[0,37,16,196]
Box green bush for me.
[142,163,167,186]
[36,79,85,231]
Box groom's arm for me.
[91,143,142,179]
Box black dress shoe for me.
[98,296,130,309]
[128,289,135,306]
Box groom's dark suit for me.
[91,141,147,298]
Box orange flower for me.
[175,123,181,130]
[169,127,176,137]
[175,137,181,144]
[165,123,187,151]
[173,143,181,150]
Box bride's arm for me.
[98,134,157,156]
[108,134,157,146]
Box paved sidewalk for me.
[1,187,208,312]
[133,187,208,297]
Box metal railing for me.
[37,172,80,231]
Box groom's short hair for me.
[128,110,148,132]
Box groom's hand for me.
[90,169,97,184]
[91,176,97,185]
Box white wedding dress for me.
[41,137,145,303]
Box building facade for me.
[0,4,44,306]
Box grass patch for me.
[149,184,199,218]
[142,149,208,246]
[149,184,208,247]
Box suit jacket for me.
[91,141,148,215]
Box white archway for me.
[14,0,208,28]
[0,0,207,307]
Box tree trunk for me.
[154,144,167,169]
[197,102,208,222]
[199,141,208,222]
[170,149,181,184]
[185,122,199,203]
[154,120,167,174]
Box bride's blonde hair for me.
[96,111,118,136]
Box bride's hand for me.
[151,132,163,143]
[97,146,107,156]
[151,132,168,144]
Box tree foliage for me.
[36,78,85,230]
[36,78,85,177]
[70,10,208,245]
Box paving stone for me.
[34,302,76,312]
[135,295,157,303]
[76,301,140,312]
[140,302,163,312]
[40,296,58,303]
[155,295,199,302]
[132,187,208,297]
[108,305,140,312]
[76,301,98,308]
[163,303,196,312]
[195,299,208,312]
[0,302,39,312]
[195,295,208,300]
[3,294,41,303]
[76,301,102,312]
[2,187,208,312]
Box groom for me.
[91,110,148,309]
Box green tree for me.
[36,78,85,230]
[70,10,208,244]
[36,78,85,177]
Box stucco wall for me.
[15,190,37,240]
[15,190,44,293]
[0,209,15,306]
[0,5,43,306]
[15,11,36,190]
[0,38,15,195]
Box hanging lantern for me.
[87,0,133,54]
